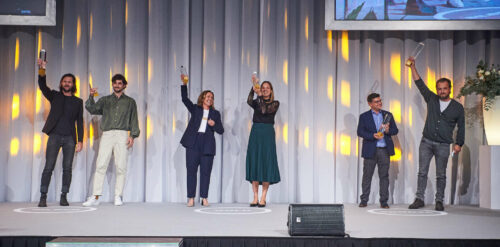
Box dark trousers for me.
[360,148,390,204]
[40,134,75,194]
[416,137,450,203]
[186,133,214,198]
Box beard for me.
[61,86,72,93]
[439,94,450,100]
[113,87,124,93]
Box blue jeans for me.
[40,134,75,194]
[416,137,450,203]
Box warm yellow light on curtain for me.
[14,38,20,71]
[36,89,42,114]
[327,31,333,53]
[304,127,310,148]
[391,147,402,162]
[327,76,334,102]
[304,67,309,92]
[125,1,128,26]
[341,31,349,62]
[390,100,402,123]
[341,80,350,107]
[89,73,93,88]
[283,60,288,85]
[147,115,153,139]
[33,133,41,155]
[283,123,288,144]
[340,134,351,156]
[284,7,288,30]
[172,113,176,134]
[37,29,42,55]
[449,78,454,98]
[148,0,151,15]
[12,94,20,120]
[148,58,153,83]
[355,138,359,155]
[305,16,309,41]
[326,131,334,152]
[89,123,94,147]
[390,53,401,85]
[75,76,80,97]
[76,16,81,47]
[408,67,412,89]
[10,138,20,156]
[408,106,413,127]
[109,68,113,93]
[89,13,93,40]
[246,51,250,66]
[368,43,371,67]
[427,67,436,94]
[408,152,413,161]
[124,63,129,81]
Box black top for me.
[247,87,279,124]
[39,74,84,143]
[415,79,465,146]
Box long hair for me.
[197,90,215,109]
[59,73,77,95]
[261,81,274,102]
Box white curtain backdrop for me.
[0,0,498,205]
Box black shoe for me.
[38,194,47,207]
[60,193,69,206]
[435,201,444,211]
[359,202,367,208]
[258,201,266,208]
[250,202,258,207]
[408,198,425,209]
[380,203,390,209]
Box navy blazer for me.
[180,85,224,155]
[357,110,398,159]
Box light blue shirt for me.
[371,110,387,148]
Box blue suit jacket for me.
[357,110,398,159]
[180,85,224,155]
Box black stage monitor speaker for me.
[287,204,345,236]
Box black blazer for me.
[180,85,224,155]
[38,75,84,144]
[357,110,398,159]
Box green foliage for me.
[346,2,365,20]
[458,60,500,111]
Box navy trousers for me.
[186,133,214,198]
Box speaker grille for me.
[288,204,345,236]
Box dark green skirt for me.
[246,123,280,184]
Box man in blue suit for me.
[357,93,399,208]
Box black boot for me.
[38,193,47,207]
[60,193,69,206]
[435,201,444,211]
[408,198,425,209]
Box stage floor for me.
[1,202,499,239]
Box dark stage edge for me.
[2,237,500,247]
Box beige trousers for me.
[92,130,128,197]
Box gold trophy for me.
[376,114,392,138]
[251,71,260,89]
[180,66,189,84]
[405,42,425,67]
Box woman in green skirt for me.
[246,77,280,207]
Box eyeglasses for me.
[372,100,382,104]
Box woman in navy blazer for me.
[180,76,224,207]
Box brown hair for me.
[197,90,215,109]
[261,81,274,102]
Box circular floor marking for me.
[14,206,97,214]
[194,207,271,215]
[367,208,447,216]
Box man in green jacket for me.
[83,74,140,207]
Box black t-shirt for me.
[52,96,77,136]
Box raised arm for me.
[85,96,104,115]
[409,57,435,103]
[247,87,258,109]
[181,84,195,113]
[37,59,56,101]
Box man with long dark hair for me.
[37,59,84,207]
[83,74,140,207]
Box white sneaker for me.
[447,0,464,8]
[114,196,123,206]
[83,196,99,207]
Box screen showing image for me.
[0,0,46,16]
[335,0,500,20]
